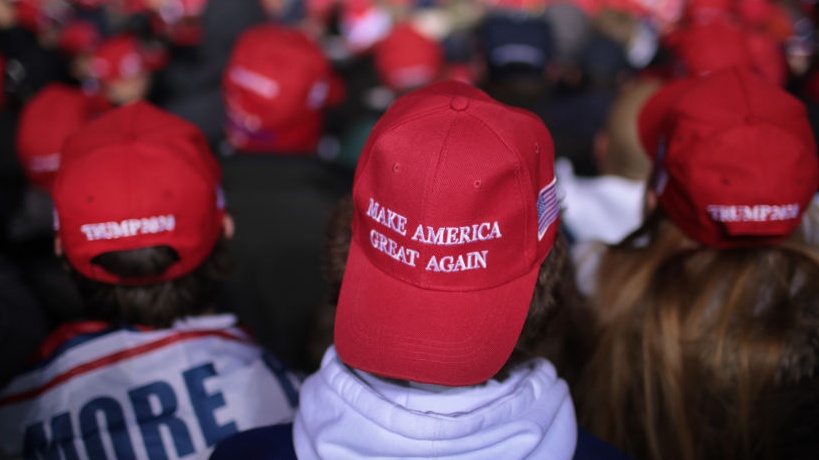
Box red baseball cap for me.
[638,67,818,248]
[53,102,225,285]
[57,20,102,56]
[335,81,560,386]
[667,16,787,86]
[90,35,166,83]
[374,22,444,92]
[16,84,108,192]
[223,24,344,153]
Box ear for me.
[54,237,63,257]
[222,214,235,239]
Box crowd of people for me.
[0,0,818,459]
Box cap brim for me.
[334,237,539,387]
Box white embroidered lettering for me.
[425,251,489,272]
[706,204,801,223]
[411,222,501,246]
[366,198,407,236]
[369,229,419,267]
[79,215,176,241]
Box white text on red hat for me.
[365,198,502,273]
[706,204,800,223]
[80,215,176,241]
[229,67,279,99]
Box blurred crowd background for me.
[1,0,819,378]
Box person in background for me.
[88,33,166,106]
[321,20,445,174]
[556,76,658,247]
[0,102,300,460]
[7,83,107,329]
[219,22,349,371]
[575,67,819,460]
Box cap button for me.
[450,96,469,112]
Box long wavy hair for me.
[307,194,591,380]
[576,210,819,460]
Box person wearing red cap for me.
[6,83,107,334]
[210,80,633,460]
[575,67,819,460]
[217,23,350,370]
[326,20,445,173]
[16,82,106,192]
[0,102,300,460]
[89,34,166,106]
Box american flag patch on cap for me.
[537,178,559,240]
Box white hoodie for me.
[294,346,577,459]
[555,158,646,245]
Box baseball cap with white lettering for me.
[222,24,344,154]
[16,83,108,192]
[335,81,560,386]
[638,67,819,248]
[53,102,225,285]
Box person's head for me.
[638,67,817,248]
[56,19,102,81]
[478,10,554,95]
[89,34,165,106]
[222,23,345,154]
[373,21,444,95]
[593,77,659,180]
[332,81,579,387]
[144,0,207,46]
[16,83,106,192]
[579,67,819,460]
[52,102,232,327]
[664,15,787,86]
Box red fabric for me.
[638,68,818,248]
[223,24,344,153]
[57,20,101,56]
[374,22,444,92]
[54,102,224,284]
[34,321,111,361]
[335,81,559,386]
[4,329,246,406]
[666,16,787,86]
[90,34,166,83]
[16,84,109,192]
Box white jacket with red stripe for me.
[0,314,299,460]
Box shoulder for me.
[574,427,633,460]
[209,424,296,460]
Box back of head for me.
[596,77,659,180]
[639,67,817,248]
[478,10,553,89]
[89,34,167,105]
[373,22,444,93]
[16,83,106,192]
[665,14,787,86]
[334,81,564,387]
[53,102,229,326]
[222,24,344,154]
[580,67,819,460]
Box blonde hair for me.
[576,210,819,460]
[595,78,659,181]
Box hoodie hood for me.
[293,346,577,459]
